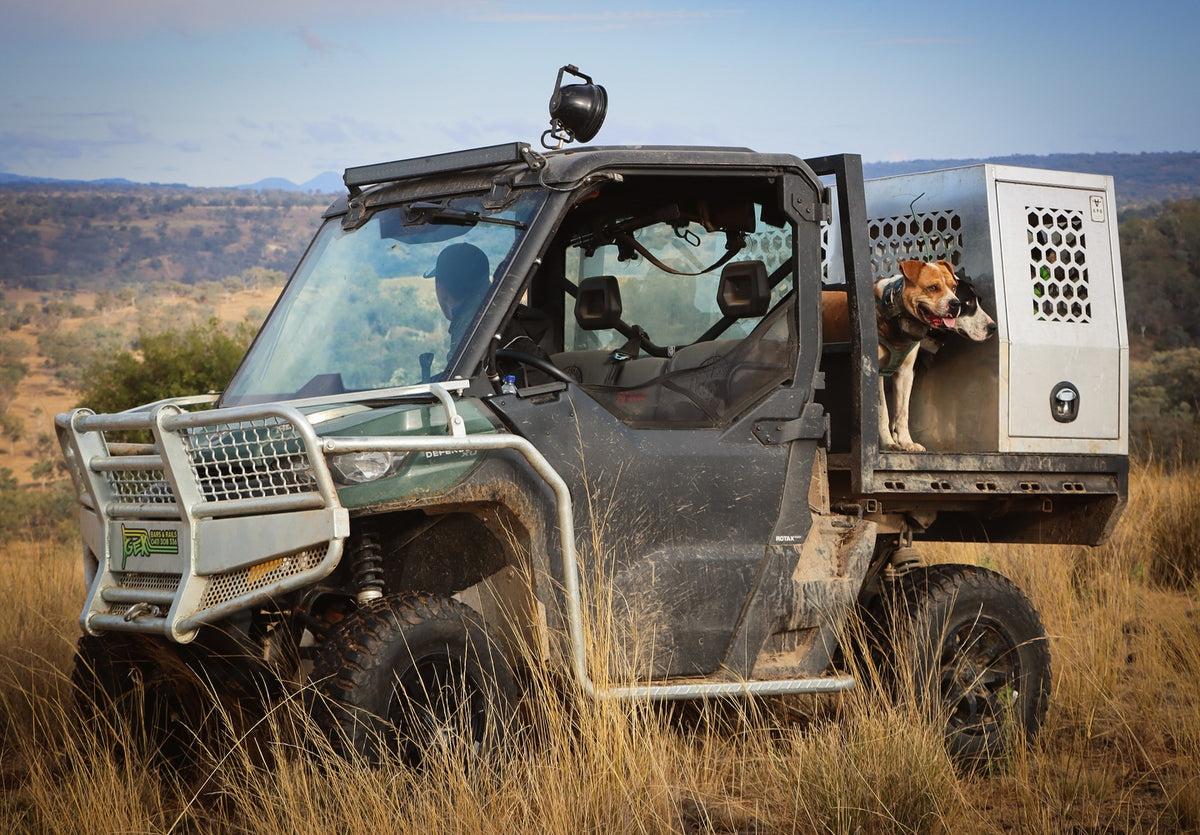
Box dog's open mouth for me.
[918,305,956,330]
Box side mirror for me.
[543,65,607,149]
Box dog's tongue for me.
[935,316,956,329]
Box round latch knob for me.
[1051,381,1080,423]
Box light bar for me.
[343,142,531,193]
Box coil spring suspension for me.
[349,529,385,603]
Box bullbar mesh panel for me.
[103,467,174,506]
[183,416,318,503]
[105,572,183,616]
[112,571,182,591]
[199,546,327,609]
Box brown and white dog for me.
[823,259,996,452]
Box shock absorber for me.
[349,528,385,603]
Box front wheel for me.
[309,592,520,766]
[71,632,274,769]
[877,563,1051,765]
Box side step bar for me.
[602,676,855,701]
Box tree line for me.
[4,187,1200,463]
[0,186,329,290]
[1111,199,1200,458]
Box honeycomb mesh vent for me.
[1027,206,1091,323]
[740,226,792,262]
[868,211,963,281]
[820,222,833,283]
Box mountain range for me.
[3,151,1198,206]
[0,170,339,193]
[235,171,345,192]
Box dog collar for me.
[876,275,906,322]
[875,275,923,377]
[876,273,930,339]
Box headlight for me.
[327,451,408,484]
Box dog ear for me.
[934,260,958,285]
[900,260,925,281]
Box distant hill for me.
[1,151,1197,293]
[4,151,1198,204]
[862,152,1200,208]
[0,185,332,291]
[0,172,184,188]
[0,170,340,193]
[237,171,344,193]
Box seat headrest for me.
[575,276,623,330]
[717,260,770,318]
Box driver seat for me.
[554,276,660,385]
[574,275,623,330]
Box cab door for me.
[494,172,826,680]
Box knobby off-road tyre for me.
[73,631,286,772]
[309,592,520,766]
[71,633,216,768]
[876,563,1051,766]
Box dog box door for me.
[995,179,1126,448]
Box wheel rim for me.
[936,615,1021,746]
[387,652,489,763]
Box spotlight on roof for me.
[542,64,607,150]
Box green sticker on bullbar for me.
[121,524,180,568]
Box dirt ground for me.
[1,284,281,484]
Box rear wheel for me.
[875,563,1051,765]
[310,592,520,765]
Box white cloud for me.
[0,0,468,39]
[476,8,743,27]
[296,26,338,52]
[303,121,350,145]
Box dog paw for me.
[900,441,926,452]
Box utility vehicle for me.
[58,66,1127,763]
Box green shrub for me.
[0,479,77,542]
[76,317,254,414]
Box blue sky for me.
[1,0,1196,188]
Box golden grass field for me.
[0,458,1197,834]
[1,283,1198,832]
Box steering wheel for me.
[495,349,575,385]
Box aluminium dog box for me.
[827,164,1128,456]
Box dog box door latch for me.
[1051,381,1080,423]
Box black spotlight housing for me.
[544,65,607,148]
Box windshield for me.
[223,191,542,405]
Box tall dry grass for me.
[1,459,1197,833]
[921,459,1200,832]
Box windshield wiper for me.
[406,202,526,229]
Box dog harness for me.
[875,276,924,378]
